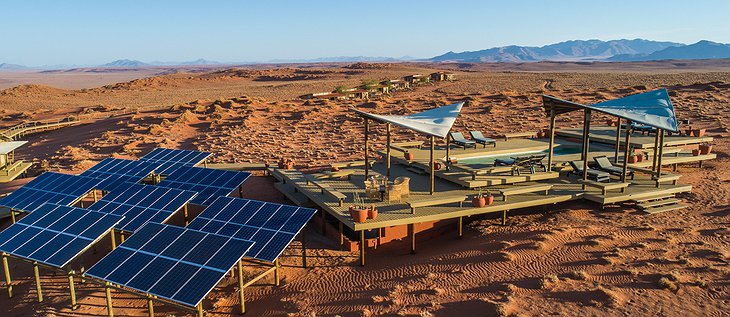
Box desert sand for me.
[0,61,728,316]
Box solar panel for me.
[0,203,123,267]
[187,196,316,262]
[140,148,211,167]
[86,222,254,308]
[0,172,102,212]
[81,158,160,191]
[87,183,197,233]
[157,166,250,205]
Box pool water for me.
[458,146,582,166]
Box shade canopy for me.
[542,89,678,132]
[0,141,28,155]
[354,102,464,138]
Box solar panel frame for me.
[86,222,254,308]
[157,166,251,206]
[140,148,211,167]
[0,172,102,212]
[0,203,123,268]
[81,158,160,191]
[87,183,197,233]
[187,196,316,262]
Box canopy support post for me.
[105,282,114,317]
[364,118,369,180]
[238,260,245,315]
[656,130,665,187]
[445,134,451,171]
[547,107,556,170]
[430,136,435,195]
[652,129,660,175]
[3,253,12,298]
[386,123,391,179]
[614,118,622,162]
[69,271,78,310]
[33,261,42,302]
[581,110,592,188]
[621,121,632,183]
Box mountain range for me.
[430,39,730,62]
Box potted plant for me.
[484,189,494,206]
[692,128,706,137]
[606,119,615,126]
[284,159,295,170]
[627,155,638,163]
[368,204,378,220]
[692,149,700,156]
[471,189,486,208]
[536,130,544,138]
[636,154,644,162]
[351,193,368,223]
[404,152,415,161]
[433,160,442,170]
[699,142,713,155]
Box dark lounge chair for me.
[529,154,548,173]
[568,160,610,183]
[494,155,532,174]
[469,131,497,148]
[449,132,477,150]
[593,155,634,179]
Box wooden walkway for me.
[0,118,80,141]
[556,127,713,149]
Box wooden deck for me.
[556,127,713,149]
[0,161,32,183]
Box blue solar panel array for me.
[81,158,160,191]
[0,203,123,268]
[86,222,254,308]
[157,166,251,205]
[140,148,211,176]
[87,183,197,233]
[0,172,101,212]
[187,196,316,262]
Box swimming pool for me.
[457,146,582,166]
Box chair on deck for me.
[568,160,610,182]
[449,132,477,150]
[385,176,410,202]
[469,131,497,148]
[364,177,382,200]
[593,155,634,179]
[494,155,532,174]
[529,154,548,173]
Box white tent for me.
[354,102,464,138]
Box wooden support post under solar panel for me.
[238,185,243,198]
[120,233,125,243]
[147,294,154,317]
[80,266,85,283]
[502,210,508,225]
[360,230,365,267]
[93,190,98,202]
[238,260,245,314]
[408,224,416,254]
[338,222,344,250]
[274,259,280,286]
[105,282,113,317]
[110,230,116,249]
[2,253,11,298]
[68,271,78,310]
[33,261,42,302]
[183,204,189,226]
[196,303,204,317]
[10,209,16,224]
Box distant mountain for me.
[431,39,684,62]
[609,40,730,61]
[0,63,29,70]
[102,59,150,67]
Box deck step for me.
[406,167,428,175]
[643,203,688,214]
[638,198,682,209]
[631,193,675,203]
[273,182,310,206]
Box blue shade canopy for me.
[354,102,464,138]
[543,89,679,132]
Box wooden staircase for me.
[631,194,688,214]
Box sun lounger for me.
[469,131,497,148]
[568,160,610,182]
[449,132,477,150]
[529,154,548,173]
[593,155,633,179]
[494,155,532,174]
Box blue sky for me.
[2,0,729,66]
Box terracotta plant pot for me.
[354,209,368,223]
[284,162,294,170]
[449,158,458,164]
[543,128,551,136]
[607,119,615,126]
[485,195,495,206]
[636,154,644,162]
[368,207,378,219]
[404,152,415,160]
[699,145,712,155]
[685,128,693,136]
[433,161,442,170]
[472,196,486,208]
[349,206,356,218]
[692,129,706,137]
[536,131,544,138]
[627,155,638,163]
[692,149,700,156]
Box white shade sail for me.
[0,141,28,155]
[543,89,679,132]
[354,102,464,138]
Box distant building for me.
[404,74,430,85]
[343,88,370,100]
[382,79,410,90]
[301,92,347,100]
[430,71,456,82]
